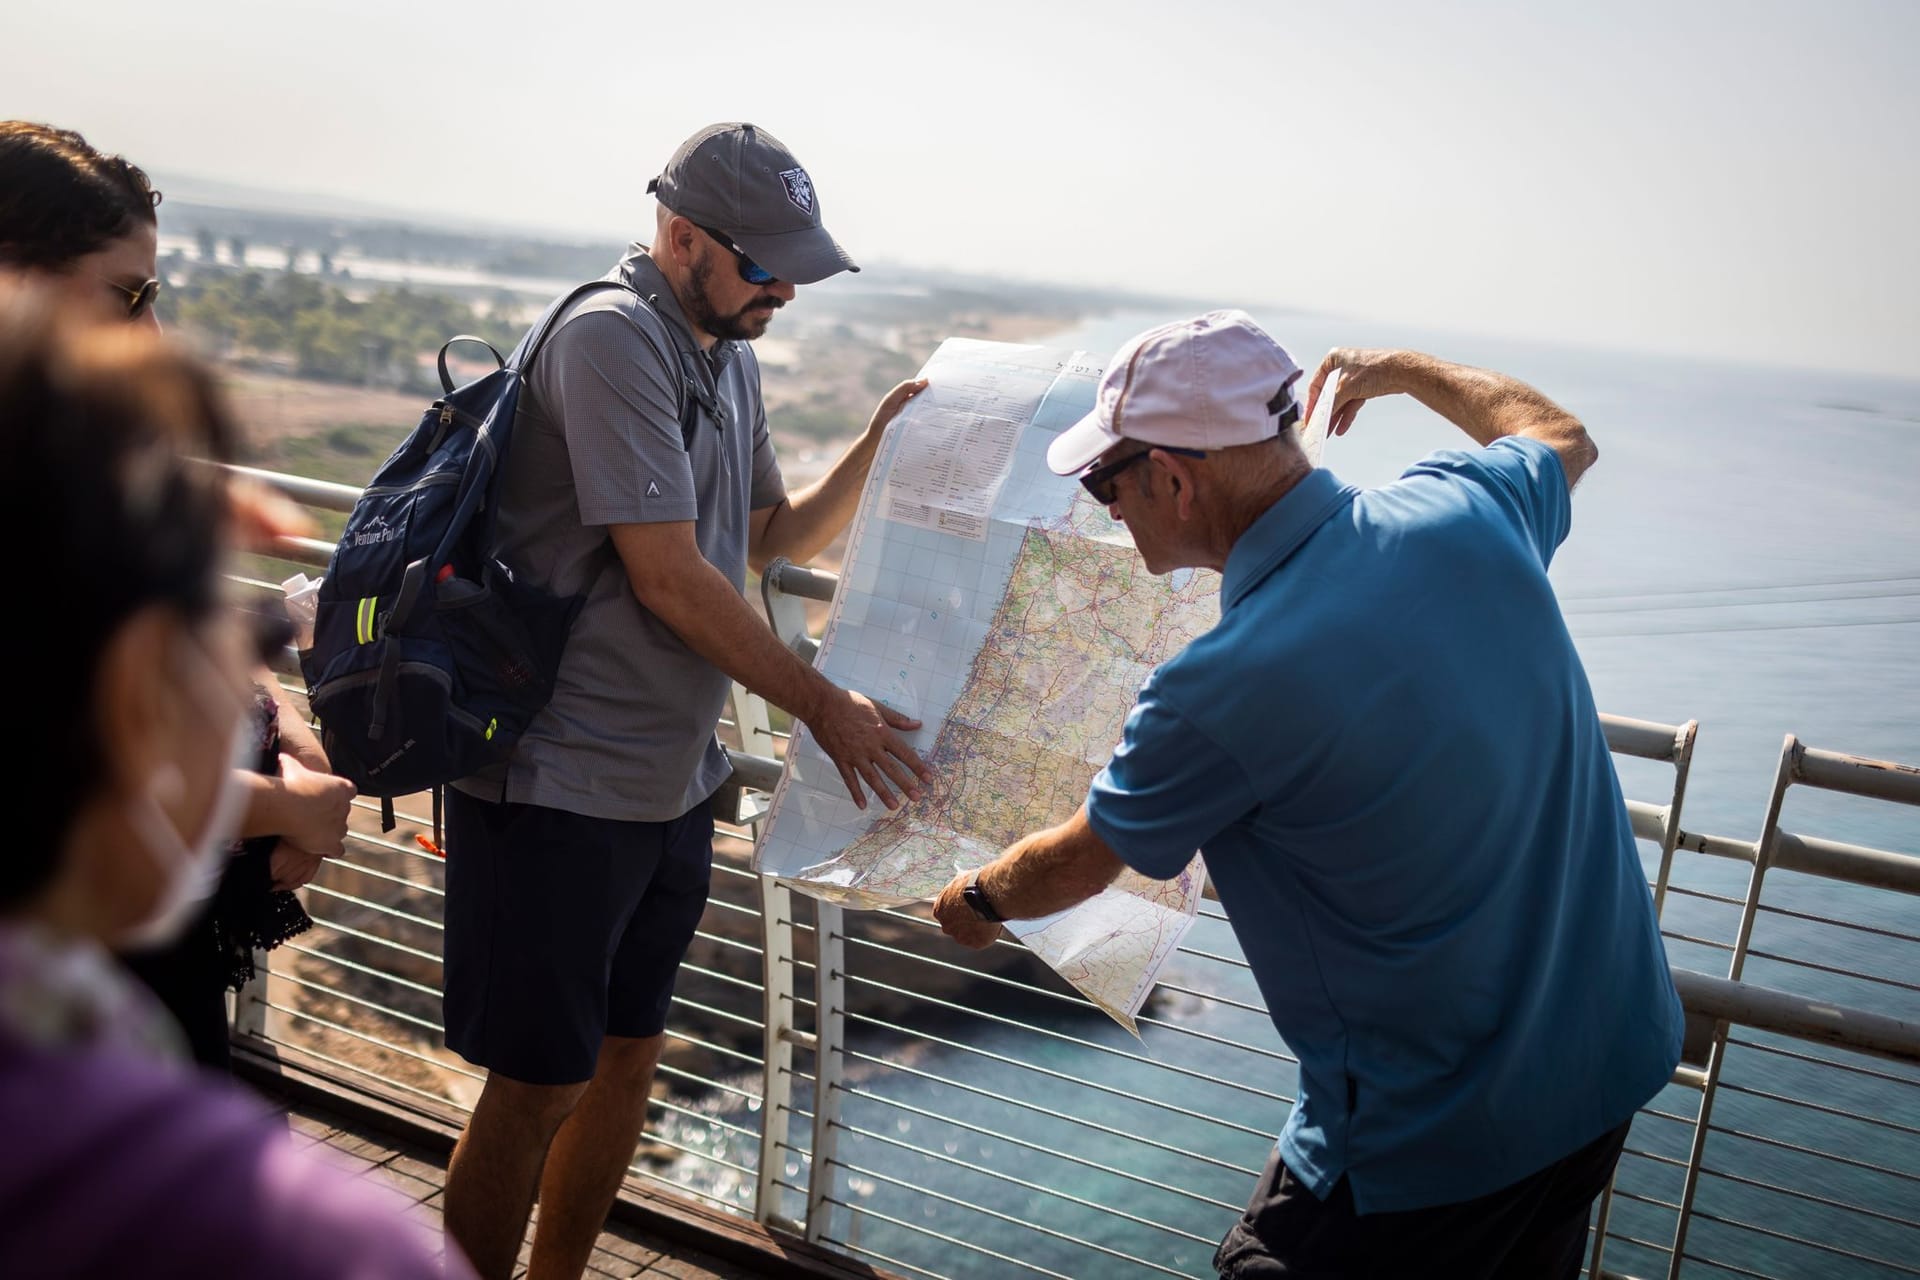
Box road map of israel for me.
[754,338,1329,1031]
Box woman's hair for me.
[0,121,162,270]
[0,282,236,908]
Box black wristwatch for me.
[962,872,1006,923]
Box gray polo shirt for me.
[455,246,785,821]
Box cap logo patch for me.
[779,167,814,214]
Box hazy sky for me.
[10,0,1917,376]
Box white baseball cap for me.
[1047,309,1304,475]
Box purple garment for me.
[0,927,472,1278]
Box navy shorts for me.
[1213,1120,1631,1279]
[441,790,714,1086]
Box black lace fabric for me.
[209,687,313,991]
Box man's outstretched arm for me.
[933,805,1125,948]
[612,520,931,810]
[1304,349,1597,488]
[749,378,928,571]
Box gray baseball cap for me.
[647,123,859,285]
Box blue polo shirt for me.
[1087,437,1683,1214]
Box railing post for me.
[806,901,848,1245]
[233,948,270,1041]
[1664,735,1796,1279]
[761,557,823,662]
[1591,717,1697,1278]
[757,875,800,1231]
[1649,720,1699,918]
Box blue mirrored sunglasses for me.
[694,222,777,286]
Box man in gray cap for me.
[442,122,932,1278]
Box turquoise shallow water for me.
[672,314,1920,1278]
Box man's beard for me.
[685,255,782,342]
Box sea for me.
[661,311,1920,1279]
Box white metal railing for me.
[229,468,1919,1280]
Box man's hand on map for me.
[864,378,930,440]
[804,687,932,811]
[1303,349,1408,439]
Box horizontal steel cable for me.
[1714,1082,1920,1139]
[676,963,764,996]
[1675,1252,1772,1280]
[660,1028,764,1070]
[1684,1206,1920,1275]
[819,1194,1073,1280]
[1699,1163,1920,1232]
[621,1128,754,1179]
[280,941,441,997]
[667,995,762,1034]
[302,913,441,964]
[651,1062,761,1106]
[271,969,443,1033]
[1618,1145,1689,1170]
[1724,1036,1920,1089]
[1705,1123,1920,1187]
[832,1117,1218,1247]
[1607,1186,1683,1212]
[841,1046,1261,1178]
[835,1081,1240,1213]
[305,883,441,931]
[846,1008,1275,1137]
[690,930,763,958]
[824,1153,1194,1277]
[325,854,446,898]
[1740,947,1920,995]
[261,999,481,1082]
[1754,900,1920,947]
[1148,980,1271,1019]
[645,1094,759,1143]
[816,1235,946,1280]
[1663,883,1745,908]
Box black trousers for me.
[1214,1121,1631,1279]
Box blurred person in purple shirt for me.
[0,281,471,1278]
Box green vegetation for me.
[170,270,518,394]
[263,421,405,489]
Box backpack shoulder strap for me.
[510,278,637,373]
[516,277,706,453]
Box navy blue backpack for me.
[301,279,701,824]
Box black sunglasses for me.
[693,222,778,286]
[1078,445,1206,506]
[100,275,161,320]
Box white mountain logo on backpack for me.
[351,515,403,547]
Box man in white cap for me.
[443,123,933,1278]
[933,311,1681,1277]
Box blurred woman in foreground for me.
[0,119,356,1070]
[0,283,468,1277]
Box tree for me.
[196,227,217,262]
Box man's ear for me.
[660,215,700,265]
[1152,449,1200,522]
